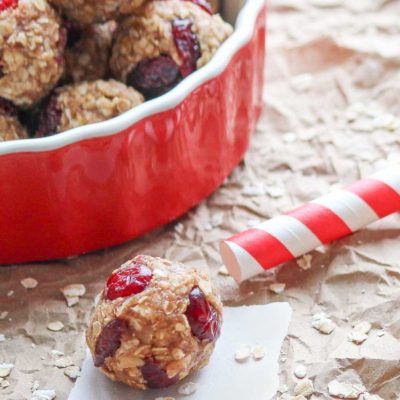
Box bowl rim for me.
[0,0,265,156]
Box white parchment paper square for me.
[69,303,292,400]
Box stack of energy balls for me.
[0,0,232,141]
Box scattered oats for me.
[351,120,373,133]
[0,379,9,388]
[294,378,314,397]
[60,284,86,307]
[348,321,371,344]
[51,350,64,357]
[178,382,199,396]
[31,380,40,392]
[281,357,287,362]
[327,380,364,399]
[294,364,307,379]
[31,389,56,400]
[377,330,385,337]
[266,185,285,198]
[32,344,36,349]
[354,321,372,334]
[269,283,286,294]
[242,183,266,196]
[218,265,230,276]
[64,365,81,380]
[311,312,336,334]
[7,290,14,297]
[65,296,80,307]
[290,74,313,92]
[54,356,73,368]
[234,345,251,362]
[292,396,307,400]
[361,289,366,294]
[21,277,38,289]
[0,334,5,342]
[252,345,266,360]
[297,254,312,270]
[0,311,8,320]
[0,363,14,378]
[47,321,64,332]
[278,384,289,393]
[283,132,297,143]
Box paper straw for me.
[220,166,400,283]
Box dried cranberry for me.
[0,0,18,12]
[36,95,61,137]
[63,18,82,48]
[127,56,182,100]
[185,287,221,342]
[141,360,179,389]
[0,97,17,117]
[94,319,127,367]
[105,261,152,301]
[171,19,201,77]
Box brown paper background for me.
[1,0,400,398]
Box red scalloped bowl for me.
[0,0,266,264]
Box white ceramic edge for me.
[0,0,265,156]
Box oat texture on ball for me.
[0,98,27,141]
[0,0,66,108]
[86,256,223,390]
[110,0,233,99]
[49,0,147,25]
[36,80,144,136]
[65,21,117,84]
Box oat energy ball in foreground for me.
[36,80,144,136]
[49,0,146,25]
[0,99,27,141]
[110,0,233,99]
[65,21,117,83]
[0,0,66,108]
[86,256,223,390]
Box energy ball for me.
[110,0,233,99]
[65,21,117,83]
[48,0,147,25]
[86,256,223,390]
[0,0,66,108]
[0,99,27,141]
[36,79,144,136]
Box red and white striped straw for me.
[220,166,400,283]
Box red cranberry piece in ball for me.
[94,318,127,367]
[0,0,18,12]
[0,98,18,117]
[36,95,62,137]
[172,18,201,77]
[127,56,182,100]
[105,261,153,301]
[141,360,179,389]
[185,287,221,342]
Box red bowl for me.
[0,0,266,264]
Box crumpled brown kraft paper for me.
[1,0,400,398]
